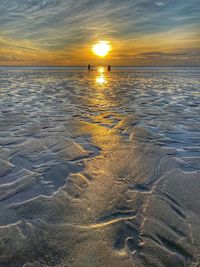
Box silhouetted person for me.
[88,64,91,71]
[108,65,111,71]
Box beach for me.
[0,67,200,266]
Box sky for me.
[0,0,199,66]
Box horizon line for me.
[1,64,200,68]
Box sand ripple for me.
[0,67,200,266]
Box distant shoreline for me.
[0,65,200,70]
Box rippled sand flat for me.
[0,67,200,267]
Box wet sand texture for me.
[0,68,200,266]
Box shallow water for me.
[0,67,200,266]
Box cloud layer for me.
[0,0,199,65]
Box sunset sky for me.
[0,0,199,66]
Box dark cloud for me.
[0,55,15,61]
[135,51,200,60]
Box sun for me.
[92,41,111,57]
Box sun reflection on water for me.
[96,75,106,84]
[98,67,105,73]
[96,67,107,85]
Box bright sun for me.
[92,41,111,57]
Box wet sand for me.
[0,67,200,266]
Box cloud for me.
[155,2,165,6]
[0,0,199,65]
[0,55,15,62]
[135,51,200,60]
[115,50,200,65]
